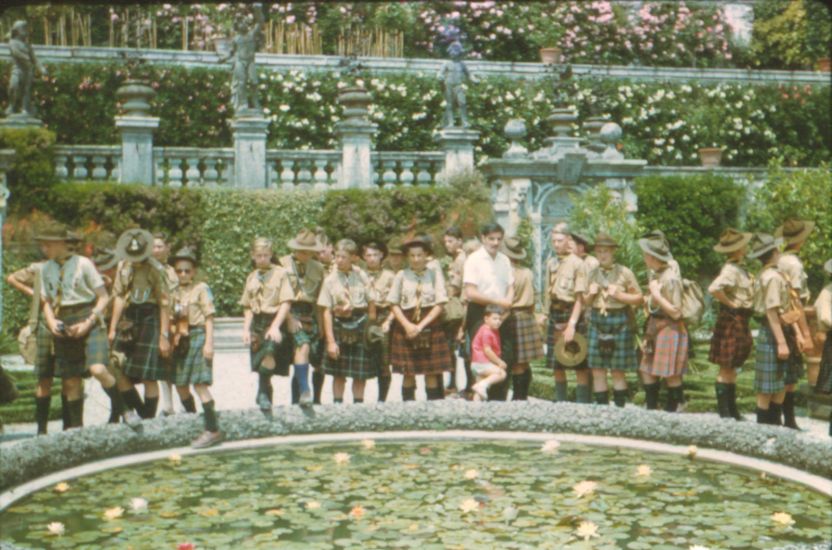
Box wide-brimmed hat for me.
[713,228,753,254]
[554,333,588,368]
[571,230,593,247]
[288,228,324,252]
[593,232,618,248]
[387,237,404,256]
[92,248,120,271]
[638,234,672,263]
[747,233,782,260]
[116,228,154,263]
[362,240,388,260]
[171,246,199,266]
[35,222,79,242]
[500,236,527,260]
[775,219,814,246]
[401,235,433,254]
[825,259,832,275]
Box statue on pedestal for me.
[218,4,265,115]
[5,21,47,119]
[438,41,476,128]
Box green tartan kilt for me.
[250,313,292,376]
[754,323,801,394]
[291,302,322,366]
[368,306,391,370]
[53,303,109,378]
[323,313,375,380]
[119,304,166,382]
[587,309,638,371]
[34,318,57,379]
[174,327,213,386]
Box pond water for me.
[1,439,829,549]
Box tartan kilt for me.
[708,307,753,369]
[588,309,638,371]
[546,307,588,370]
[120,304,165,381]
[174,327,213,386]
[815,336,832,394]
[250,313,292,376]
[323,313,375,380]
[782,323,804,385]
[368,306,391,370]
[34,319,57,379]
[291,302,322,366]
[53,303,109,378]
[640,316,688,378]
[509,309,544,364]
[755,323,788,394]
[391,309,453,376]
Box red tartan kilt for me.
[390,309,453,376]
[708,308,753,369]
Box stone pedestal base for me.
[230,115,270,188]
[434,127,480,183]
[336,120,377,189]
[115,116,160,184]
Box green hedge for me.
[0,128,56,213]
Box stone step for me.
[214,317,245,352]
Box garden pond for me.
[0,438,829,548]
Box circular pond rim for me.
[1,430,830,511]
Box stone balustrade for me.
[266,149,341,190]
[53,145,121,181]
[152,147,234,187]
[371,151,445,187]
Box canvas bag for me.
[680,278,705,327]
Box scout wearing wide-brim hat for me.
[747,233,782,260]
[570,231,593,248]
[713,228,753,254]
[171,246,199,266]
[500,236,527,261]
[116,228,154,263]
[638,234,673,262]
[401,235,433,254]
[288,228,324,252]
[35,223,81,243]
[593,232,619,248]
[554,333,588,368]
[387,237,404,256]
[775,219,814,247]
[93,248,120,271]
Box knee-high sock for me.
[202,400,219,432]
[66,399,83,428]
[554,381,568,402]
[643,382,660,410]
[575,384,591,404]
[35,396,51,435]
[664,386,683,412]
[290,376,300,404]
[121,388,144,413]
[782,391,800,429]
[426,386,444,401]
[593,391,609,405]
[294,364,310,394]
[487,378,509,401]
[378,376,391,403]
[312,370,325,404]
[402,386,416,401]
[103,385,125,422]
[61,394,70,430]
[612,389,628,408]
[511,369,532,401]
[142,396,159,419]
[181,395,197,413]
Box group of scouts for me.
[8,217,832,448]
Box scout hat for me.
[638,233,673,263]
[500,236,527,261]
[571,230,593,248]
[387,237,404,256]
[593,232,618,248]
[713,228,753,254]
[116,228,154,263]
[288,228,324,252]
[825,259,832,275]
[402,235,433,254]
[363,240,388,260]
[92,248,120,271]
[35,222,79,242]
[171,246,199,266]
[554,333,588,368]
[774,219,814,247]
[747,233,782,260]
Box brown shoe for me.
[191,430,223,449]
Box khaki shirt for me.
[388,268,448,311]
[708,261,754,309]
[777,253,810,303]
[113,259,170,307]
[12,261,45,325]
[647,266,683,313]
[547,253,584,303]
[753,265,790,317]
[279,254,324,304]
[41,255,105,307]
[511,266,536,309]
[317,269,370,310]
[814,283,832,332]
[585,264,640,310]
[240,266,293,315]
[366,268,396,307]
[174,282,216,326]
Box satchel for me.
[18,325,38,365]
[442,296,465,323]
[334,314,368,345]
[116,318,136,346]
[598,333,616,359]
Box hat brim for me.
[116,229,154,263]
[94,256,120,271]
[747,240,780,260]
[713,232,753,254]
[638,238,672,262]
[500,244,527,261]
[593,240,619,249]
[171,254,198,266]
[553,333,588,367]
[775,221,815,246]
[288,239,324,252]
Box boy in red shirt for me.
[470,305,507,400]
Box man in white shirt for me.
[464,222,514,400]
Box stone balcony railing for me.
[54,145,121,181]
[372,151,445,187]
[153,146,234,187]
[266,149,341,190]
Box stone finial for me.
[503,119,528,159]
[600,122,623,160]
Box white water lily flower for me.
[47,522,65,536]
[771,512,795,527]
[130,498,148,513]
[689,545,711,550]
[636,464,652,477]
[360,439,375,450]
[459,498,479,513]
[54,482,70,493]
[541,440,560,454]
[305,500,321,510]
[575,520,599,540]
[169,453,182,464]
[103,506,125,520]
[333,452,351,465]
[687,445,698,458]
[572,480,598,498]
[464,469,479,480]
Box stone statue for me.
[437,41,476,128]
[218,4,265,115]
[5,21,47,118]
[552,64,574,107]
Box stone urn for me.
[816,57,831,72]
[698,147,723,167]
[116,79,156,117]
[338,86,372,121]
[539,47,562,65]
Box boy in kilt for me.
[812,259,832,435]
[362,241,396,402]
[152,233,180,417]
[774,219,815,429]
[38,224,139,429]
[318,239,376,403]
[749,233,802,425]
[441,226,469,395]
[582,233,643,407]
[241,237,295,411]
[108,228,172,421]
[170,247,222,448]
[638,233,688,412]
[312,229,334,403]
[708,228,754,420]
[389,236,452,401]
[93,248,129,424]
[500,237,542,401]
[280,229,326,407]
[546,225,591,403]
